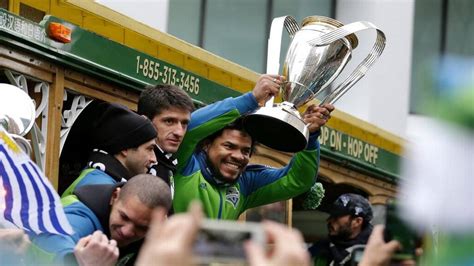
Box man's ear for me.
[352,216,363,228]
[202,140,210,152]
[114,149,128,161]
[110,187,121,205]
[153,207,168,222]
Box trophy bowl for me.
[244,101,309,152]
[243,16,385,152]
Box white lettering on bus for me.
[135,55,200,95]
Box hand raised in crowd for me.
[74,230,119,266]
[0,228,30,255]
[136,203,202,266]
[252,74,284,106]
[245,221,310,266]
[303,103,335,133]
[359,225,401,266]
[137,202,310,266]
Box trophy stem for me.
[282,81,317,108]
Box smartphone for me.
[384,200,417,260]
[193,219,265,264]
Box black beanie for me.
[92,102,157,155]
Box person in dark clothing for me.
[30,174,171,266]
[62,102,158,197]
[309,193,374,266]
[137,84,194,192]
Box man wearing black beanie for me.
[62,102,158,197]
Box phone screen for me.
[193,219,264,264]
[384,200,417,260]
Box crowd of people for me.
[1,74,424,266]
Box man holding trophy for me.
[173,13,385,220]
[172,73,334,219]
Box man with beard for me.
[62,102,157,197]
[309,193,374,266]
[172,74,334,219]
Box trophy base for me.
[243,104,309,153]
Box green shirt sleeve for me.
[244,148,319,210]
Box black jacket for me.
[148,145,177,186]
[309,224,373,266]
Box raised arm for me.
[28,199,103,264]
[241,104,334,209]
[176,74,281,171]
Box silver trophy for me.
[243,16,386,152]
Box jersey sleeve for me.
[240,133,321,209]
[176,92,258,172]
[28,199,102,264]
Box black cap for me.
[93,102,157,155]
[329,193,373,222]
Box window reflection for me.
[246,201,286,223]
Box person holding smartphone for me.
[137,202,311,266]
[308,193,373,266]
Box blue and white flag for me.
[0,130,73,235]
